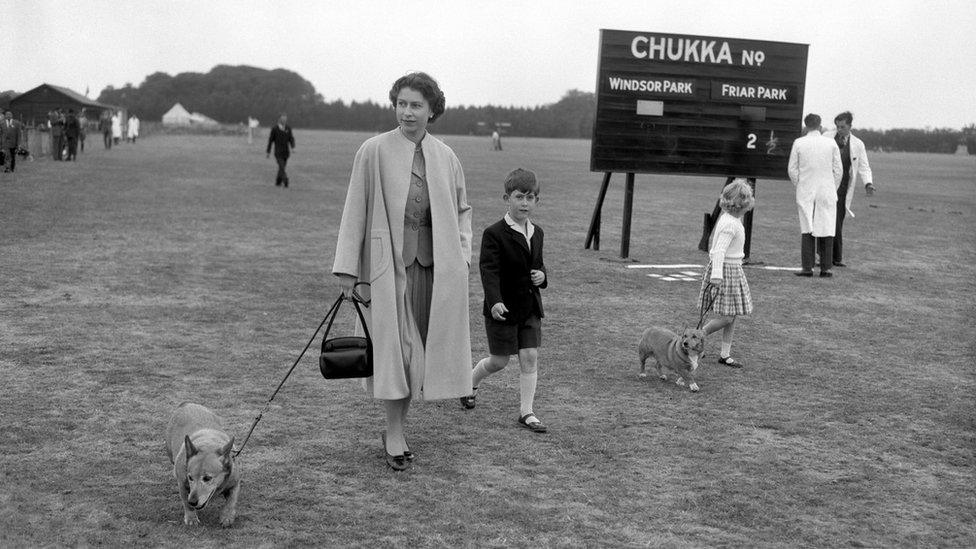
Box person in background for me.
[64,109,80,161]
[787,113,842,278]
[0,116,6,169]
[99,112,112,149]
[266,114,295,187]
[51,109,65,160]
[332,71,472,472]
[1,110,23,172]
[78,109,87,153]
[111,111,122,146]
[822,111,876,267]
[491,129,502,151]
[127,114,140,143]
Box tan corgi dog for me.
[638,326,706,392]
[165,402,242,527]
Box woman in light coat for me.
[333,72,472,471]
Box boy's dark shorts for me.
[485,314,541,356]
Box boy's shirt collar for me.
[504,213,534,248]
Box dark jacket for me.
[480,218,548,323]
[64,115,80,139]
[267,124,295,157]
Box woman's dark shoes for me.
[832,262,847,267]
[794,271,813,277]
[819,271,833,278]
[518,413,548,433]
[718,356,744,368]
[381,433,411,471]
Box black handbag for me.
[319,290,373,379]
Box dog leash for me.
[696,282,720,329]
[234,286,370,458]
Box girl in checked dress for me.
[699,178,754,368]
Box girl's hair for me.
[388,72,446,123]
[720,179,755,215]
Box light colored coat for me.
[127,116,140,139]
[788,130,842,236]
[823,131,873,217]
[333,129,472,401]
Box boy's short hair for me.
[504,168,540,195]
[803,113,821,129]
[720,178,755,216]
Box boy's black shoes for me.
[459,387,477,409]
[518,413,548,433]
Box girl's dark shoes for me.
[718,356,744,368]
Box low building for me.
[9,84,121,127]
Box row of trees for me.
[94,65,973,152]
[856,127,972,154]
[96,65,597,138]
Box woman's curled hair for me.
[389,72,446,122]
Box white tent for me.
[161,103,193,126]
[189,111,219,127]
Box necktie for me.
[412,145,425,179]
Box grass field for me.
[1,129,974,548]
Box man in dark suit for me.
[64,109,81,161]
[266,114,295,187]
[1,110,23,172]
[461,168,550,433]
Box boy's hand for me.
[530,269,545,286]
[490,302,508,321]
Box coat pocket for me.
[369,231,392,283]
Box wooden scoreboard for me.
[586,29,809,257]
[591,29,809,178]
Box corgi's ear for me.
[185,435,198,459]
[220,437,235,458]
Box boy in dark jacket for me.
[460,168,549,433]
[266,114,295,187]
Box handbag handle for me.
[322,285,372,343]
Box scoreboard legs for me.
[584,171,636,259]
[584,172,613,252]
[621,172,635,258]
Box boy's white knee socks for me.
[519,372,537,417]
[472,358,491,388]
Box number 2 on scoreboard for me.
[746,133,757,149]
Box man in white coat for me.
[788,113,842,277]
[823,111,875,267]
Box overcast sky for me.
[6,0,974,130]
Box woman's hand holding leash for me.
[530,269,545,286]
